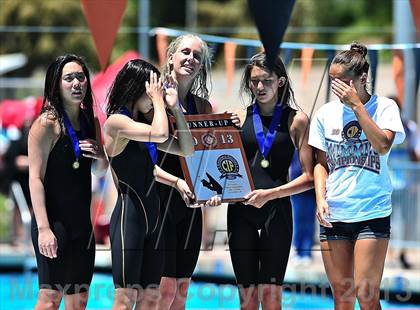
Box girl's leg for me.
[321,240,356,310]
[228,205,260,310]
[34,289,62,310]
[354,239,388,310]
[109,195,147,309]
[112,288,137,310]
[259,284,282,310]
[168,278,191,310]
[63,291,89,310]
[158,206,201,310]
[158,277,191,310]
[136,287,160,310]
[238,286,259,310]
[158,277,177,309]
[258,204,292,309]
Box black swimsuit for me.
[158,95,203,278]
[227,105,295,287]
[31,123,95,294]
[109,136,164,288]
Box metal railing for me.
[9,182,32,251]
[389,161,420,249]
[0,182,32,250]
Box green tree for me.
[0,0,98,74]
[0,0,394,76]
[195,0,392,44]
[0,0,191,75]
[288,0,393,44]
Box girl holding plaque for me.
[157,34,220,310]
[229,52,314,309]
[104,59,202,309]
[28,54,107,309]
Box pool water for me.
[0,273,417,309]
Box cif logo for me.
[342,121,362,141]
[217,155,241,180]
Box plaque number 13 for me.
[220,134,234,144]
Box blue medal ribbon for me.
[119,106,158,165]
[252,101,283,161]
[63,110,85,168]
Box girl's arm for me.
[331,79,395,154]
[154,165,194,204]
[157,75,195,156]
[244,110,314,208]
[104,72,168,156]
[80,116,109,177]
[28,115,59,258]
[154,165,221,208]
[314,149,332,227]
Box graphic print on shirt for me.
[326,120,381,174]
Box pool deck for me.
[1,242,419,299]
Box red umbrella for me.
[0,51,140,129]
[91,50,140,126]
[0,97,42,129]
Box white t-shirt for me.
[309,95,405,222]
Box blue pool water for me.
[0,273,417,309]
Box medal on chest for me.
[72,161,80,169]
[260,158,270,168]
[252,102,283,169]
[63,111,85,170]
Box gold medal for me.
[260,159,269,168]
[72,161,80,169]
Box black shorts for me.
[109,194,164,288]
[31,219,95,294]
[160,188,202,279]
[227,199,293,288]
[319,216,391,242]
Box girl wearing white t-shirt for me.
[309,42,405,310]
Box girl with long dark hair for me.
[29,54,107,309]
[228,52,314,309]
[104,58,202,309]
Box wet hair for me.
[332,42,370,77]
[41,54,94,135]
[240,52,296,108]
[107,59,160,116]
[162,34,212,100]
